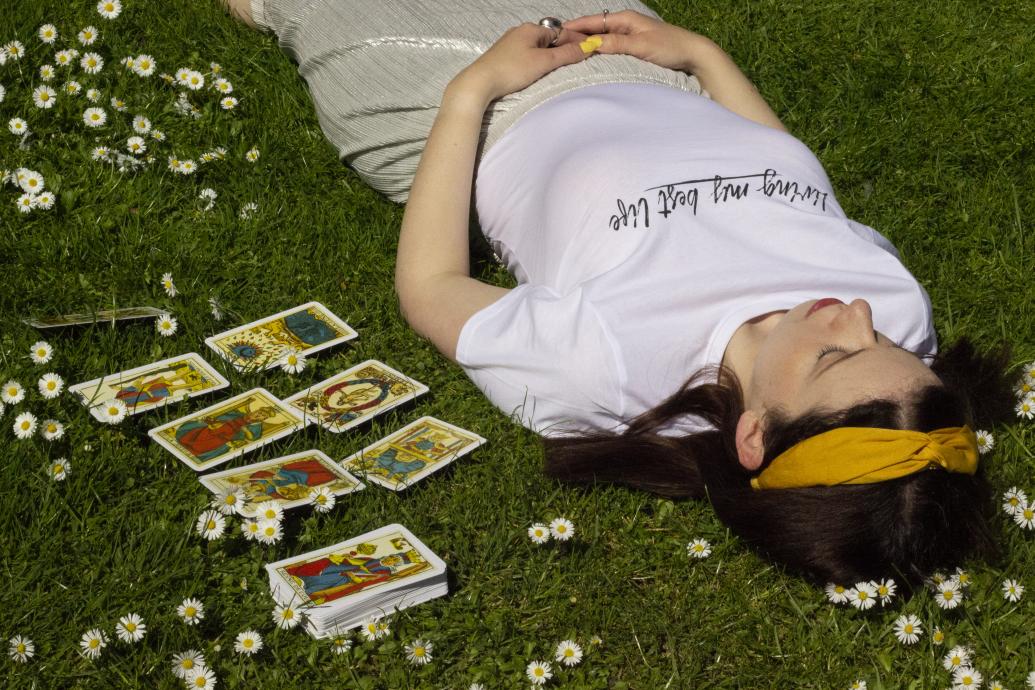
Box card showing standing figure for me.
[342,416,486,491]
[149,388,304,471]
[284,360,428,433]
[199,449,365,517]
[205,302,357,372]
[69,352,230,420]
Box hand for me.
[451,23,594,102]
[562,10,716,73]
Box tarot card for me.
[24,306,166,329]
[69,352,230,420]
[148,388,303,472]
[205,302,357,372]
[284,360,428,433]
[200,450,365,517]
[266,524,446,608]
[342,417,486,490]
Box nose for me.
[837,299,878,343]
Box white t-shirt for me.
[458,83,936,437]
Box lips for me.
[806,298,843,318]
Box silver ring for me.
[538,16,562,46]
[602,8,609,31]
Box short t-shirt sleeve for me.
[455,284,624,437]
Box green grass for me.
[1,0,1034,688]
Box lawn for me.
[1,0,1033,688]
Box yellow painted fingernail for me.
[580,36,603,54]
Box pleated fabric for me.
[251,0,703,202]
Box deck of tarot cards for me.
[265,523,448,638]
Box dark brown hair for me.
[543,338,1014,587]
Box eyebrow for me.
[813,345,910,380]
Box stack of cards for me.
[266,524,447,638]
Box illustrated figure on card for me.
[114,363,206,407]
[245,457,341,502]
[175,405,279,462]
[287,541,430,604]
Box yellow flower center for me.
[39,94,49,102]
[943,591,954,600]
[316,495,326,504]
[89,639,99,649]
[7,387,16,396]
[264,527,274,536]
[16,643,25,654]
[557,525,566,533]
[414,646,425,656]
[206,520,216,530]
[47,424,57,433]
[243,639,253,648]
[125,623,136,632]
[533,668,544,677]
[903,624,913,633]
[47,381,56,390]
[858,591,868,600]
[1025,509,1034,519]
[53,464,63,474]
[105,2,114,10]
[225,495,236,505]
[194,678,206,688]
[284,610,294,619]
[108,406,118,415]
[185,606,196,617]
[20,421,30,430]
[952,656,961,665]
[182,659,194,670]
[563,648,574,657]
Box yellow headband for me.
[750,426,979,491]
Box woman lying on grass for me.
[226,0,1014,588]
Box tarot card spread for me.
[342,416,486,491]
[284,360,428,433]
[69,353,229,420]
[205,302,357,372]
[199,450,365,517]
[149,388,303,472]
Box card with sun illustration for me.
[205,302,357,372]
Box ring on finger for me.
[538,16,563,46]
[602,8,609,31]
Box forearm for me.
[683,35,787,133]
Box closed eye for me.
[817,345,849,360]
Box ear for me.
[735,410,766,471]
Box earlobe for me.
[735,411,765,471]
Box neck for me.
[720,311,785,395]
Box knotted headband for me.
[750,426,979,491]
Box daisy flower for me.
[847,582,877,610]
[185,71,205,90]
[874,578,896,604]
[19,170,45,195]
[79,628,107,659]
[255,500,284,522]
[1002,578,1024,602]
[309,486,335,512]
[1030,674,1035,690]
[240,519,260,540]
[330,634,353,654]
[161,272,177,297]
[132,115,151,134]
[172,649,206,679]
[151,129,165,141]
[470,685,487,690]
[17,194,35,214]
[953,567,972,589]
[555,639,583,667]
[526,660,553,686]
[239,202,258,219]
[1017,396,1035,420]
[178,160,197,175]
[64,80,82,96]
[39,24,58,43]
[8,635,34,663]
[91,147,110,163]
[849,681,866,690]
[360,617,383,641]
[110,96,126,111]
[175,67,192,85]
[37,373,64,399]
[177,597,205,625]
[9,118,29,136]
[256,518,283,545]
[528,523,550,544]
[932,627,945,645]
[2,380,25,404]
[1016,379,1034,399]
[825,583,849,604]
[54,49,74,66]
[50,457,70,481]
[1014,504,1035,530]
[245,147,261,163]
[78,26,99,45]
[280,349,307,374]
[97,0,123,19]
[943,645,972,671]
[41,419,65,441]
[196,510,226,540]
[953,666,982,689]
[234,630,263,656]
[156,313,178,336]
[213,78,233,93]
[39,64,55,80]
[83,107,107,127]
[133,54,155,76]
[210,62,223,74]
[405,639,433,665]
[80,52,103,74]
[115,613,146,643]
[974,429,994,454]
[892,614,922,644]
[0,84,4,102]
[212,486,246,515]
[29,340,54,364]
[32,85,57,109]
[32,191,55,209]
[273,604,300,630]
[687,538,712,559]
[200,188,217,211]
[987,681,1007,690]
[220,96,238,111]
[1003,487,1027,515]
[935,580,963,609]
[5,41,25,60]
[13,412,38,439]
[185,667,217,689]
[550,516,575,541]
[101,399,128,424]
[126,135,146,155]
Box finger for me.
[580,33,635,58]
[552,28,589,46]
[562,12,632,34]
[534,23,561,48]
[545,39,595,69]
